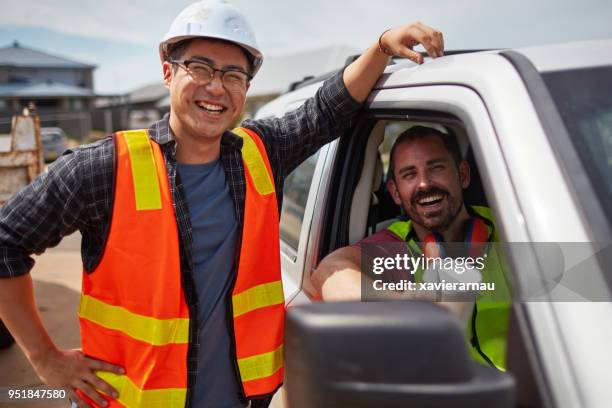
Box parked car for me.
[41,127,68,163]
[259,39,612,408]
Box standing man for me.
[0,1,444,407]
[312,126,511,370]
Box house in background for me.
[244,45,359,117]
[0,41,96,140]
[93,83,168,134]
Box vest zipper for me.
[226,203,277,403]
[171,153,195,408]
[470,303,497,369]
[227,221,248,403]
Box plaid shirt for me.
[0,70,361,404]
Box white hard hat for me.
[160,0,263,75]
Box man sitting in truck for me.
[312,125,511,370]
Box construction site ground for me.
[0,232,81,407]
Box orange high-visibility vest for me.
[77,127,285,407]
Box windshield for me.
[42,133,59,142]
[542,66,612,227]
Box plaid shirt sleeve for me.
[242,69,363,178]
[0,138,114,278]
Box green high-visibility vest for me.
[387,205,511,370]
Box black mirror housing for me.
[285,301,515,408]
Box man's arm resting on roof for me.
[246,22,444,178]
[343,22,444,102]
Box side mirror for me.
[285,301,515,408]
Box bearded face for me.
[387,135,470,233]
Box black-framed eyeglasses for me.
[170,59,252,91]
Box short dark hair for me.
[165,38,254,76]
[387,126,462,181]
[166,39,193,62]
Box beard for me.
[404,186,463,233]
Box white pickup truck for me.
[258,39,612,408]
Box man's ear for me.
[386,179,402,206]
[162,62,173,89]
[459,160,471,189]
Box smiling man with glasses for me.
[0,1,444,407]
[162,39,257,163]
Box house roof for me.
[0,41,96,69]
[156,94,171,109]
[128,83,168,104]
[247,45,360,97]
[0,81,95,98]
[94,82,168,108]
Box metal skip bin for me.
[0,108,44,206]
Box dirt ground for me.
[0,232,82,408]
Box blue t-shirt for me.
[177,160,245,407]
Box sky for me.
[1,0,611,94]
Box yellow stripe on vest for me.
[96,371,186,408]
[232,281,284,318]
[238,345,284,382]
[79,295,189,346]
[123,130,162,211]
[232,128,275,196]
